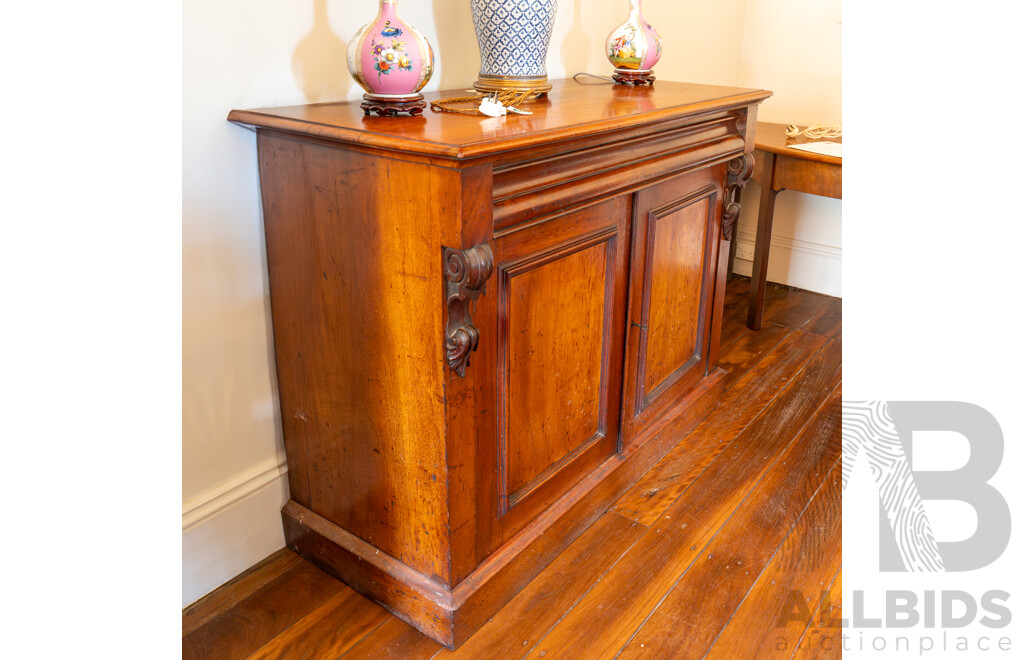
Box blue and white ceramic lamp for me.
[471,0,558,97]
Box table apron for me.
[759,151,842,199]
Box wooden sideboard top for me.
[228,79,770,159]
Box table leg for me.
[748,161,779,330]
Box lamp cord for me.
[430,88,539,116]
[573,72,615,84]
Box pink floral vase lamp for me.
[347,0,435,116]
[606,0,662,86]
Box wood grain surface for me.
[182,562,346,660]
[182,548,303,637]
[229,80,770,159]
[259,135,453,583]
[619,166,724,446]
[704,457,843,658]
[616,389,841,658]
[612,328,825,527]
[791,569,844,660]
[643,193,709,394]
[522,339,841,659]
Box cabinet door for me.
[476,196,631,552]
[620,165,725,445]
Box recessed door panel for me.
[620,165,725,445]
[641,196,710,401]
[476,195,631,554]
[505,241,609,503]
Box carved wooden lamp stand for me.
[612,70,656,86]
[359,94,427,117]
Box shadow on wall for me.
[292,0,350,102]
[182,237,283,497]
[432,0,479,89]
[560,0,590,78]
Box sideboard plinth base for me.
[283,368,726,649]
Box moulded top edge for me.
[227,79,771,160]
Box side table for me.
[738,122,842,329]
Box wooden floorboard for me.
[182,277,842,659]
[182,562,347,660]
[704,457,843,658]
[247,587,390,660]
[790,568,843,660]
[522,341,841,659]
[716,321,790,390]
[343,616,441,660]
[762,286,831,330]
[610,329,825,527]
[182,548,304,637]
[615,389,841,659]
[433,511,645,659]
[804,297,842,341]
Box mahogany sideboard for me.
[229,79,770,648]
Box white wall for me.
[732,0,843,296]
[182,0,830,606]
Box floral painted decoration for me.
[346,0,434,105]
[372,37,414,81]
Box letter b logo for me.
[843,401,1011,572]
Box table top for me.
[228,79,770,160]
[754,122,842,165]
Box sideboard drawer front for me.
[491,111,746,231]
[478,196,632,549]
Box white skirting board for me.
[731,229,843,297]
[731,183,842,298]
[182,456,290,606]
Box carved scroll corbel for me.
[444,243,494,377]
[722,153,755,242]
